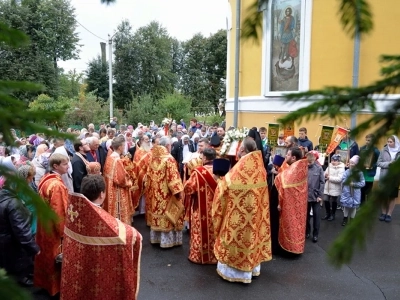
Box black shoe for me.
[379,214,386,221]
[306,233,310,239]
[321,214,330,220]
[18,277,34,287]
[312,236,318,243]
[328,214,335,221]
[342,217,348,226]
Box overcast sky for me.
[58,0,229,73]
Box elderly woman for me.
[377,135,400,223]
[31,144,50,186]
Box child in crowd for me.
[322,154,345,221]
[340,155,365,226]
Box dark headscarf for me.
[248,128,263,152]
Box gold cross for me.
[91,264,104,277]
[75,219,85,232]
[75,261,83,273]
[76,243,84,253]
[76,199,85,211]
[67,204,79,222]
[202,170,207,174]
[94,221,106,234]
[113,263,123,276]
[113,282,124,295]
[91,284,102,297]
[200,186,205,192]
[73,282,81,293]
[93,246,103,256]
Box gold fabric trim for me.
[64,219,126,245]
[281,177,307,189]
[225,173,266,190]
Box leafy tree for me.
[0,0,80,99]
[59,69,83,99]
[64,92,109,127]
[159,93,192,123]
[204,29,227,108]
[242,0,397,267]
[180,31,227,113]
[86,55,109,101]
[113,20,177,108]
[125,94,162,126]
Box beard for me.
[141,142,151,152]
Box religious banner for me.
[283,121,295,139]
[267,123,280,147]
[326,127,348,154]
[319,125,335,150]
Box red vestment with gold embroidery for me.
[275,159,308,254]
[184,164,217,264]
[35,173,68,296]
[103,154,134,224]
[147,146,184,232]
[60,193,142,300]
[212,150,272,272]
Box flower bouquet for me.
[220,127,249,156]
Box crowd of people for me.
[0,117,398,299]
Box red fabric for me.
[275,159,308,254]
[60,193,142,300]
[326,127,348,154]
[184,165,217,264]
[90,150,97,162]
[289,40,298,58]
[35,173,68,296]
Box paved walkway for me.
[31,208,400,300]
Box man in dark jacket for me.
[298,127,313,152]
[85,136,107,173]
[171,134,195,179]
[71,139,91,193]
[305,151,325,243]
[0,189,40,286]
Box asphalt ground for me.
[28,207,399,300]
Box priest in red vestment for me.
[184,148,217,264]
[147,136,184,248]
[35,153,69,296]
[103,136,135,225]
[131,143,151,221]
[275,147,308,254]
[212,138,272,283]
[61,175,142,300]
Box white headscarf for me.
[388,135,400,160]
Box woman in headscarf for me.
[15,145,35,168]
[0,155,17,189]
[377,135,400,223]
[31,144,50,186]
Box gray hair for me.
[159,136,171,147]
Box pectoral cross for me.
[67,204,79,222]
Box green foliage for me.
[63,92,109,127]
[86,55,109,101]
[125,94,161,126]
[29,94,71,112]
[179,30,227,113]
[59,69,83,99]
[159,93,192,123]
[113,20,176,108]
[0,268,30,300]
[0,0,81,100]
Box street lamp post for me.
[108,34,113,121]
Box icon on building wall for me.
[271,0,302,91]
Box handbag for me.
[165,196,184,225]
[55,239,63,265]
